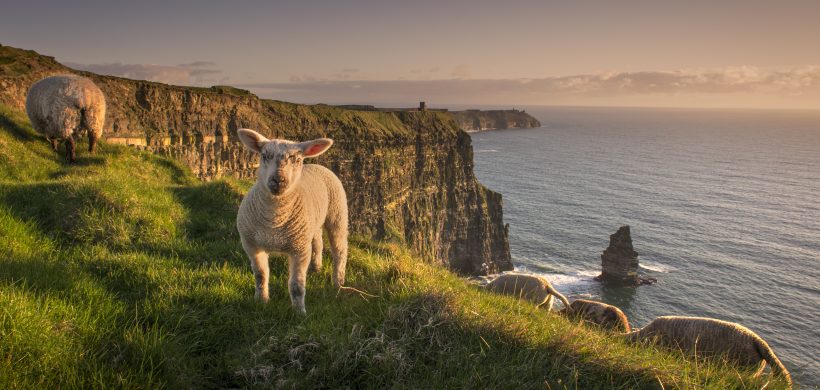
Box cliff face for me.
[0,44,512,275]
[449,109,541,132]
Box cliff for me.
[0,44,512,275]
[334,104,541,133]
[449,109,541,132]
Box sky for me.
[2,0,819,109]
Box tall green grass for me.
[0,104,789,388]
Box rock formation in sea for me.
[595,225,655,285]
[0,44,513,275]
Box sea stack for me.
[596,225,654,285]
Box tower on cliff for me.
[419,101,426,111]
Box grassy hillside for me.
[0,104,788,389]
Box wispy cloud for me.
[65,61,226,86]
[239,66,820,108]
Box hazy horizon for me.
[3,0,819,110]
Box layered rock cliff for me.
[0,44,512,275]
[334,105,541,133]
[449,109,541,132]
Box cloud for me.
[177,61,218,68]
[451,64,471,79]
[65,61,225,86]
[238,66,820,108]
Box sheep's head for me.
[237,128,334,196]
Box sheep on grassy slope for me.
[485,273,570,311]
[236,128,348,314]
[26,75,106,162]
[560,299,631,332]
[626,316,791,386]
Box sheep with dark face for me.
[626,316,791,387]
[484,273,570,311]
[236,128,348,314]
[26,75,106,162]
[560,299,631,332]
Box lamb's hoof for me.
[308,263,322,273]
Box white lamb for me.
[235,128,348,314]
[485,273,571,311]
[25,75,106,162]
[625,316,791,387]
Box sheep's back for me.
[25,75,106,138]
[301,164,347,229]
[640,316,763,365]
[486,274,549,304]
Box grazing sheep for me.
[25,75,106,162]
[485,273,570,311]
[235,128,348,314]
[626,316,791,386]
[560,299,631,332]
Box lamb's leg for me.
[309,232,323,273]
[543,295,555,312]
[328,228,348,288]
[88,132,98,153]
[752,359,767,378]
[65,137,75,163]
[47,136,58,151]
[288,252,311,314]
[241,238,270,302]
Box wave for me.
[639,261,675,273]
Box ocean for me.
[469,106,820,386]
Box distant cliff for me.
[449,109,541,132]
[335,105,541,133]
[0,44,512,275]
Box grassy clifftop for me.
[0,105,787,388]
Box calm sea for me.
[469,106,820,386]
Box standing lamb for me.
[25,75,106,162]
[485,273,570,311]
[236,128,348,314]
[560,299,631,332]
[625,316,791,387]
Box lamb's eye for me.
[289,155,298,163]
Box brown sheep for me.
[560,299,631,332]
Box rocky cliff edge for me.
[0,44,512,275]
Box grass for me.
[0,103,789,389]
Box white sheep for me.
[235,128,348,314]
[625,316,791,386]
[560,299,631,332]
[25,74,106,162]
[485,273,570,311]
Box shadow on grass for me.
[0,110,37,142]
[0,181,128,246]
[231,290,670,389]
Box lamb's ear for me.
[237,128,268,154]
[299,138,333,158]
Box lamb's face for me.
[258,141,305,196]
[237,129,334,197]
